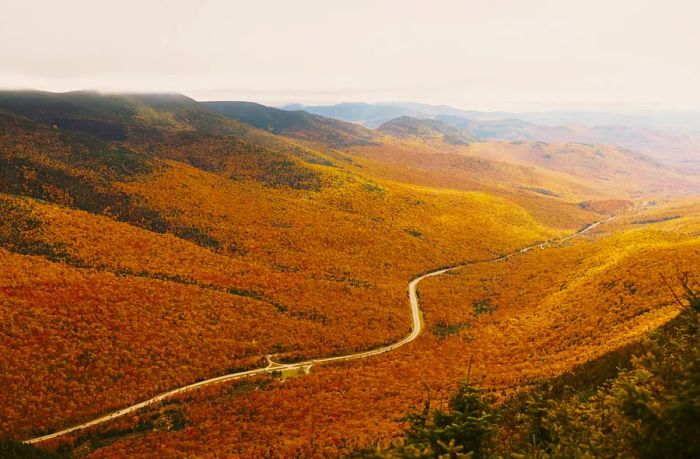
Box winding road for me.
[25,216,613,444]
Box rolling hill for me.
[281,102,429,128]
[376,116,475,145]
[2,91,699,458]
[0,90,335,192]
[466,141,699,197]
[282,100,700,168]
[37,201,700,458]
[360,112,700,198]
[436,114,700,167]
[1,90,598,444]
[204,100,379,148]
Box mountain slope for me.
[436,114,700,167]
[0,90,334,190]
[0,90,235,137]
[381,101,517,120]
[467,141,699,197]
[51,203,700,458]
[281,99,700,167]
[3,92,699,459]
[377,116,475,145]
[351,113,700,198]
[204,101,379,148]
[281,102,428,128]
[1,91,602,442]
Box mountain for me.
[581,125,700,166]
[2,90,605,448]
[281,100,700,167]
[0,90,334,190]
[0,90,234,137]
[364,115,700,198]
[376,116,476,145]
[280,102,428,128]
[3,90,700,459]
[281,101,516,128]
[381,101,517,120]
[435,115,541,140]
[467,141,698,197]
[203,101,379,148]
[436,114,700,167]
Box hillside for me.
[286,101,514,128]
[31,202,700,457]
[281,102,428,128]
[0,90,335,189]
[378,202,700,458]
[377,116,475,145]
[0,91,598,444]
[204,101,379,148]
[345,111,700,198]
[380,307,700,458]
[0,90,235,136]
[467,142,699,197]
[283,100,700,168]
[345,136,700,202]
[1,91,698,458]
[436,114,548,141]
[437,114,700,167]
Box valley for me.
[0,90,698,458]
[22,206,617,446]
[3,4,700,457]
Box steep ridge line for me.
[25,215,615,444]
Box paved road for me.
[25,217,612,444]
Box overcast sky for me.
[1,0,699,111]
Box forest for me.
[374,274,700,458]
[4,1,700,456]
[0,91,698,458]
[14,203,698,458]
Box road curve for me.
[25,217,613,444]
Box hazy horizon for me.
[5,89,700,119]
[2,0,699,112]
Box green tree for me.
[399,381,497,458]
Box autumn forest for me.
[0,85,697,458]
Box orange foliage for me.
[32,205,700,457]
[580,199,633,214]
[2,92,697,457]
[0,173,566,439]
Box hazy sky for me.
[1,0,699,110]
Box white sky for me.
[1,0,699,111]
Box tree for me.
[399,381,497,458]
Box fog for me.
[1,0,699,111]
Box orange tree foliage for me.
[0,169,567,440]
[35,204,700,457]
[345,139,606,229]
[0,91,695,454]
[579,198,633,214]
[466,141,700,197]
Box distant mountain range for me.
[281,102,427,128]
[284,101,700,132]
[434,115,700,166]
[281,101,516,128]
[281,101,700,167]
